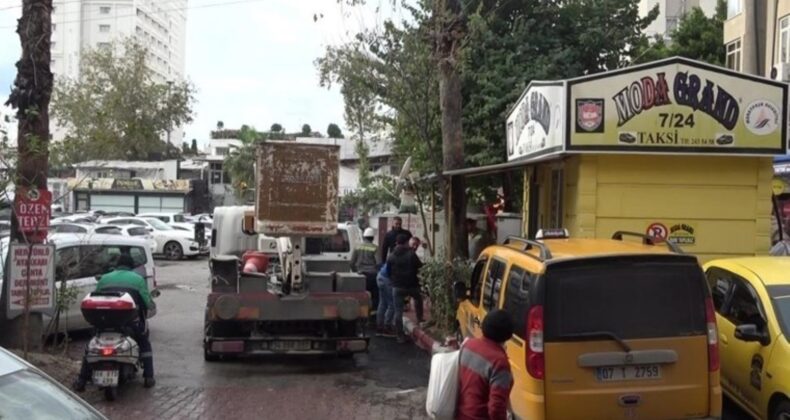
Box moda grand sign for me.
[506,82,565,161]
[567,58,788,154]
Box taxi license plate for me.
[596,365,661,382]
[92,369,119,387]
[270,341,311,351]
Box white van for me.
[0,234,158,332]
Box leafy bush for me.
[420,257,473,335]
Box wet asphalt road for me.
[66,258,752,420]
[71,258,430,419]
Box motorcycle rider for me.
[73,253,156,391]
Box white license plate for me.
[596,365,661,382]
[92,369,119,387]
[270,341,311,351]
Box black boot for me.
[144,377,156,388]
[72,378,86,392]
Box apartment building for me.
[640,0,718,39]
[723,0,790,80]
[51,0,188,143]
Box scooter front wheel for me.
[104,386,118,401]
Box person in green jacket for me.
[74,253,156,391]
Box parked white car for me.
[117,225,157,254]
[0,234,158,333]
[101,217,206,260]
[49,222,123,236]
[138,212,211,242]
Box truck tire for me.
[204,345,220,362]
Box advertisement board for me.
[256,141,340,236]
[568,58,788,155]
[6,243,55,318]
[506,82,565,161]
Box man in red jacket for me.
[457,309,515,420]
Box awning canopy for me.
[443,152,564,178]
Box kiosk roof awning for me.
[444,152,564,177]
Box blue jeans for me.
[376,275,394,328]
[393,287,423,339]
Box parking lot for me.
[68,258,430,419]
[53,256,754,419]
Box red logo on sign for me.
[646,223,668,240]
[14,187,52,243]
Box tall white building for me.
[640,0,718,39]
[51,0,188,144]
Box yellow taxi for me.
[703,257,790,420]
[454,230,722,420]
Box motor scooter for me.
[80,290,143,401]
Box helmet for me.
[363,227,376,238]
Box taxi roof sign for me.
[536,228,569,240]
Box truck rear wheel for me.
[204,345,220,362]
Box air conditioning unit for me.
[774,62,790,82]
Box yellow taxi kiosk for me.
[496,57,788,262]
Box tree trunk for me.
[435,0,467,260]
[0,0,53,352]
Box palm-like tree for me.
[223,125,262,202]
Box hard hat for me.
[363,227,376,238]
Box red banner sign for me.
[14,187,52,243]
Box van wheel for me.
[164,242,183,260]
[773,400,790,420]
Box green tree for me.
[216,120,224,130]
[270,123,282,133]
[181,142,190,155]
[301,124,312,136]
[223,125,264,201]
[51,39,195,163]
[632,0,726,65]
[190,138,198,154]
[327,123,344,138]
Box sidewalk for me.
[400,297,458,355]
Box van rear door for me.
[542,255,711,420]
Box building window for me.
[100,6,111,14]
[215,147,229,156]
[52,23,56,31]
[726,39,742,71]
[97,42,111,50]
[781,17,790,64]
[727,0,742,19]
[99,24,110,33]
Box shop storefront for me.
[68,178,195,214]
[457,57,787,261]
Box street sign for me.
[6,243,55,318]
[646,223,668,240]
[14,187,51,243]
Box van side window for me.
[470,257,488,305]
[706,268,733,312]
[503,266,530,339]
[483,259,506,311]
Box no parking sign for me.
[646,223,668,240]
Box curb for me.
[402,315,455,355]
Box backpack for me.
[425,347,462,420]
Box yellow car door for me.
[458,256,490,338]
[710,269,771,416]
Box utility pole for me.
[0,0,54,350]
[434,0,467,260]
